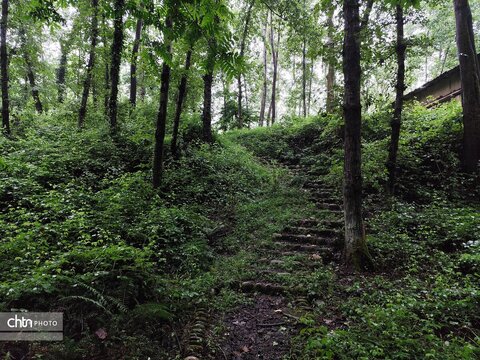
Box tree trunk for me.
[326,8,335,113]
[259,18,268,127]
[20,29,42,113]
[243,73,249,119]
[270,14,279,124]
[202,72,214,142]
[78,0,99,128]
[1,0,9,135]
[152,18,172,189]
[302,37,307,117]
[308,59,314,115]
[130,17,143,107]
[102,15,110,113]
[237,0,254,129]
[360,0,374,31]
[56,42,67,103]
[453,0,480,172]
[386,5,406,194]
[171,49,192,159]
[342,0,373,271]
[108,0,125,132]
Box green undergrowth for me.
[227,103,480,359]
[0,112,313,358]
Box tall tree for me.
[202,42,215,143]
[107,0,125,132]
[152,18,173,189]
[56,41,68,103]
[325,6,335,113]
[342,0,373,270]
[101,15,110,113]
[386,4,406,194]
[20,29,43,113]
[453,0,480,172]
[301,0,307,117]
[130,17,143,107]
[78,0,99,128]
[1,0,9,135]
[171,49,192,159]
[259,16,268,127]
[269,12,279,124]
[236,0,254,128]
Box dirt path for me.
[200,162,344,359]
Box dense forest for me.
[0,0,479,359]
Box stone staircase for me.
[188,161,345,360]
[236,161,344,299]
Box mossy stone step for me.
[274,233,337,246]
[316,202,343,211]
[273,241,333,254]
[283,226,342,238]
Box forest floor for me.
[200,162,345,359]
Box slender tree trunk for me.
[243,73,249,117]
[20,29,42,113]
[102,15,110,113]
[453,0,480,172]
[360,0,374,31]
[92,79,98,106]
[342,0,373,271]
[259,19,268,127]
[266,99,272,126]
[152,18,172,189]
[1,0,9,135]
[308,59,314,115]
[202,72,214,142]
[386,5,406,194]
[171,49,192,159]
[130,17,143,107]
[326,8,335,113]
[270,14,279,124]
[78,0,99,128]
[237,0,254,129]
[302,37,307,117]
[108,0,125,132]
[56,42,67,104]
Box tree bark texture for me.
[20,29,43,113]
[152,18,172,189]
[453,0,480,172]
[237,0,254,128]
[171,49,192,159]
[386,5,406,194]
[130,17,143,107]
[1,0,9,134]
[108,0,125,132]
[78,0,99,128]
[342,0,373,271]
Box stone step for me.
[255,269,292,276]
[303,182,333,189]
[283,226,342,238]
[273,241,333,254]
[295,218,321,226]
[273,250,336,263]
[316,202,343,211]
[313,199,342,207]
[274,233,337,245]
